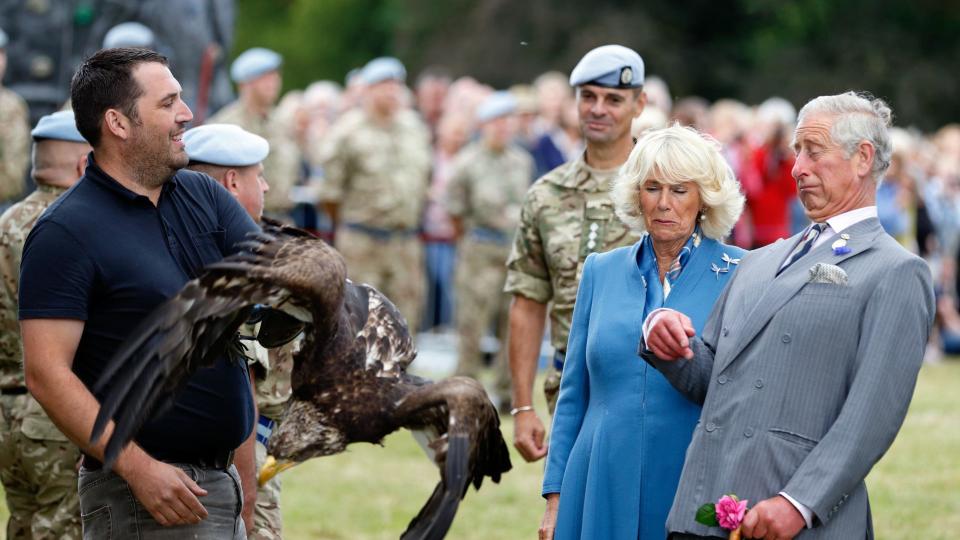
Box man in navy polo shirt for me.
[19,48,259,539]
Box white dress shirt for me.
[777,206,879,271]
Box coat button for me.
[781,334,792,343]
[705,422,717,432]
[743,427,754,437]
[754,379,764,389]
[718,375,728,385]
[722,327,729,337]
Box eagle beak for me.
[258,455,297,486]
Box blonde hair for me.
[612,124,745,239]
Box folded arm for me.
[638,276,734,405]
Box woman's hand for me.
[539,493,560,540]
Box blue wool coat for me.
[542,237,745,539]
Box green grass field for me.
[278,361,960,539]
[0,362,957,539]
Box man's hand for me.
[741,496,806,540]
[645,310,695,361]
[538,493,559,540]
[513,410,547,462]
[122,456,209,526]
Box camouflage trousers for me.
[454,239,512,407]
[250,439,282,540]
[0,394,81,540]
[337,226,424,331]
[543,365,562,415]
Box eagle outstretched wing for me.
[353,282,417,377]
[91,221,346,466]
[395,377,512,540]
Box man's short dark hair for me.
[70,48,168,147]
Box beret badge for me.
[619,67,633,85]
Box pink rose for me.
[715,495,748,530]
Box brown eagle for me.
[90,220,512,540]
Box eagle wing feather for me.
[91,222,346,467]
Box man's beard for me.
[128,129,188,189]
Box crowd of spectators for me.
[4,46,959,361]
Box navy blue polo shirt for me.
[19,155,259,463]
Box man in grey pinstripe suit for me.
[642,91,935,540]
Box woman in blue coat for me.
[540,125,747,539]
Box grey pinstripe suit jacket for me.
[644,218,934,539]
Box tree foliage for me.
[236,0,959,129]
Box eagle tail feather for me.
[400,434,469,540]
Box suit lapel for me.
[717,218,884,374]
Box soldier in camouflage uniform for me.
[319,57,431,331]
[246,342,294,540]
[184,123,294,539]
[209,47,301,220]
[505,45,647,463]
[0,29,30,210]
[0,111,89,540]
[446,92,533,411]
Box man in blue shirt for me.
[20,48,259,539]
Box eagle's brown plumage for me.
[91,220,512,540]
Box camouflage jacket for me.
[242,322,295,421]
[0,88,30,203]
[318,108,431,230]
[445,141,533,235]
[504,153,641,350]
[0,185,67,387]
[208,100,302,213]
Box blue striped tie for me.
[778,223,826,275]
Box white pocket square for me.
[808,263,848,285]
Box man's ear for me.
[633,90,647,119]
[855,140,876,178]
[75,151,89,179]
[103,109,131,140]
[223,168,242,196]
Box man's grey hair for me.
[796,91,893,180]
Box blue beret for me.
[231,48,282,84]
[345,67,363,86]
[0,28,7,49]
[476,91,517,123]
[569,45,644,89]
[184,124,269,167]
[102,22,155,49]
[361,57,406,85]
[31,111,87,143]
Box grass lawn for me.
[279,361,960,539]
[0,362,957,538]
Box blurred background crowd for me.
[0,0,958,381]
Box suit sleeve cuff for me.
[641,308,673,343]
[779,492,814,529]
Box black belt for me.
[344,222,418,240]
[469,227,511,245]
[553,349,566,372]
[82,449,234,471]
[0,386,27,395]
